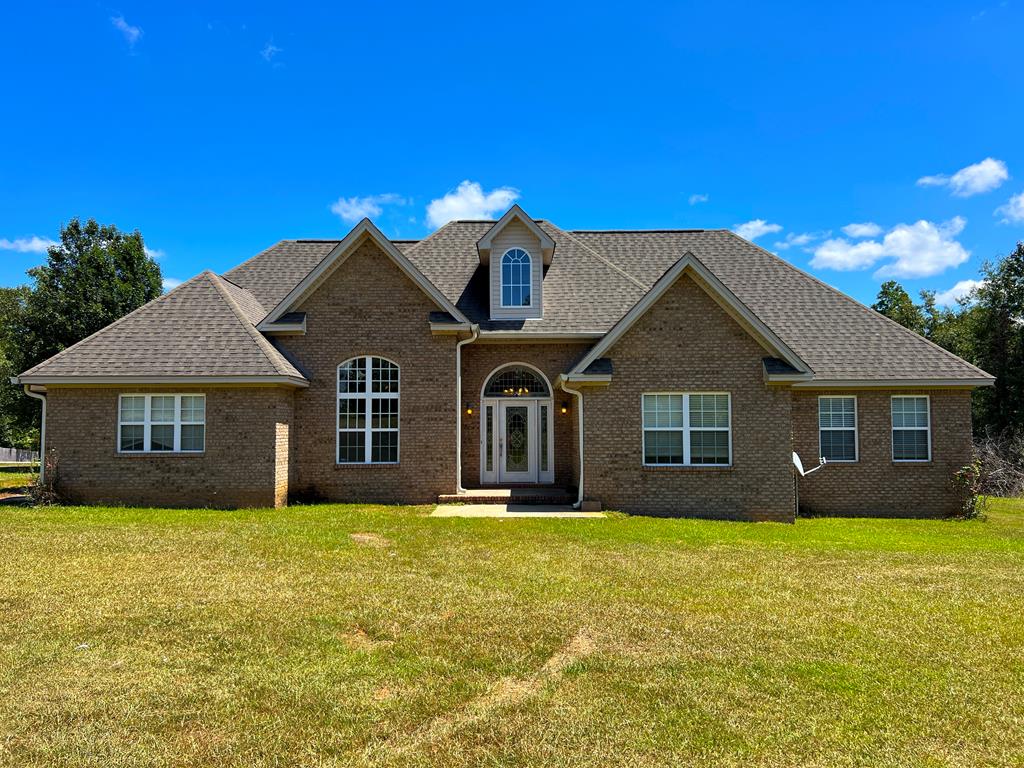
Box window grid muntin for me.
[818,396,858,462]
[337,356,399,464]
[500,248,532,308]
[891,395,931,462]
[118,394,206,454]
[642,393,731,467]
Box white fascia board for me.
[477,331,605,342]
[792,377,995,389]
[16,375,310,388]
[258,218,468,328]
[569,253,809,377]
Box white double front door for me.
[480,399,554,485]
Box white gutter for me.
[559,377,585,509]
[21,384,46,485]
[455,324,480,493]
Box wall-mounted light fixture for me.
[466,406,474,416]
[560,401,569,414]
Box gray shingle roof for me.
[21,219,992,384]
[20,271,305,382]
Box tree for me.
[973,242,1024,439]
[3,219,162,447]
[0,286,34,448]
[17,218,163,374]
[872,280,926,335]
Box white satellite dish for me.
[792,452,825,476]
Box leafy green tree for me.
[0,286,34,448]
[872,280,926,335]
[973,242,1024,438]
[18,218,162,374]
[3,219,162,447]
[919,289,981,363]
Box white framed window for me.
[642,393,731,466]
[338,356,399,464]
[118,394,205,453]
[892,395,931,462]
[819,396,857,462]
[500,248,532,307]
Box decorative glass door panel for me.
[505,406,529,473]
[497,401,537,482]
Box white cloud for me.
[995,191,1024,223]
[162,277,183,292]
[732,219,782,241]
[917,157,1009,197]
[111,15,142,47]
[934,279,987,307]
[812,217,970,278]
[841,221,883,238]
[261,41,282,61]
[425,181,519,229]
[688,193,709,205]
[0,235,57,253]
[773,231,829,251]
[330,193,409,224]
[811,238,887,271]
[144,246,165,260]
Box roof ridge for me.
[18,273,204,378]
[207,272,296,378]
[217,273,269,323]
[570,228,707,234]
[552,225,646,291]
[722,231,993,378]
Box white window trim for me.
[818,395,858,463]
[641,392,732,467]
[499,248,533,309]
[336,356,400,465]
[117,393,205,454]
[891,394,932,463]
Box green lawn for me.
[2,500,1023,767]
[0,464,36,493]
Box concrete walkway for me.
[431,503,605,518]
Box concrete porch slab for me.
[430,503,605,518]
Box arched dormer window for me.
[337,356,399,464]
[501,248,532,307]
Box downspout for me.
[21,384,46,485]
[559,378,585,509]
[455,324,480,493]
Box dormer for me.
[477,205,554,320]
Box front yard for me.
[1,500,1023,767]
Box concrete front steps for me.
[437,487,575,505]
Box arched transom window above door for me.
[484,365,551,398]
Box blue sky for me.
[2,2,1023,306]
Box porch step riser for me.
[438,494,574,505]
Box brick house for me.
[13,206,994,521]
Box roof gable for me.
[257,219,468,329]
[477,205,555,265]
[569,252,810,377]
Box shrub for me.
[974,431,1024,498]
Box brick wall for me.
[792,389,972,517]
[276,238,458,504]
[582,273,796,521]
[45,385,294,508]
[460,343,588,488]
